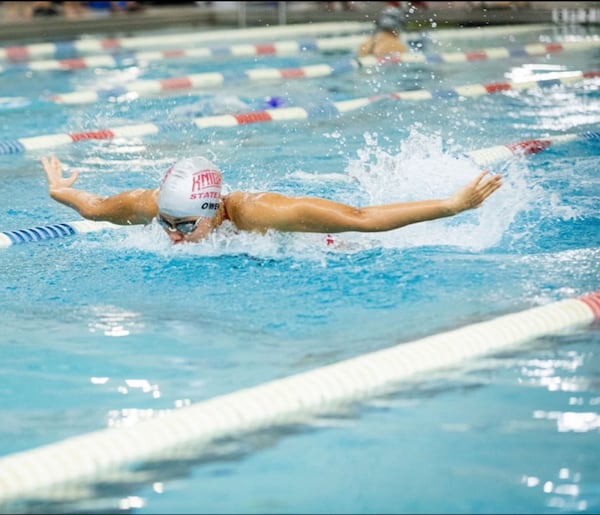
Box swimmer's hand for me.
[41,154,155,225]
[42,155,79,193]
[447,171,502,214]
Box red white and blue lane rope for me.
[0,22,551,64]
[0,289,597,506]
[368,38,600,65]
[463,134,588,167]
[1,70,599,156]
[1,130,598,249]
[2,37,599,74]
[0,35,368,72]
[48,59,361,105]
[41,41,600,106]
[0,22,372,63]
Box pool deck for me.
[0,1,596,43]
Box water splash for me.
[345,129,528,251]
[168,94,253,119]
[115,220,341,264]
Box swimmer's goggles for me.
[157,214,201,234]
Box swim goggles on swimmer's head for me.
[156,214,202,234]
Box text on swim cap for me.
[192,170,222,192]
[190,191,219,200]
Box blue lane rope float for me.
[1,130,598,250]
[0,140,25,155]
[0,290,597,510]
[0,220,122,248]
[0,70,598,154]
[2,36,598,75]
[1,223,76,244]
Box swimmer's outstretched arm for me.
[42,155,158,225]
[230,171,502,234]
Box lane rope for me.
[3,35,597,74]
[464,131,600,167]
[0,22,372,63]
[0,35,368,73]
[1,130,597,249]
[43,40,600,106]
[0,290,597,509]
[0,23,554,63]
[0,220,121,248]
[1,70,598,155]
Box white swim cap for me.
[158,157,223,218]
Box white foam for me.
[344,130,523,251]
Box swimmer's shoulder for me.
[222,191,265,223]
[224,191,268,202]
[128,187,159,222]
[134,188,159,207]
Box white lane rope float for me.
[1,130,598,249]
[0,289,598,510]
[0,22,553,63]
[1,69,598,155]
[40,40,600,106]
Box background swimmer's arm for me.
[42,155,158,225]
[358,36,374,57]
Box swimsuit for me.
[222,197,230,221]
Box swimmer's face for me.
[157,213,214,244]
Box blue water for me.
[0,21,599,514]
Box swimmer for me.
[42,155,502,245]
[358,4,409,58]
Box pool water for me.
[0,21,599,514]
